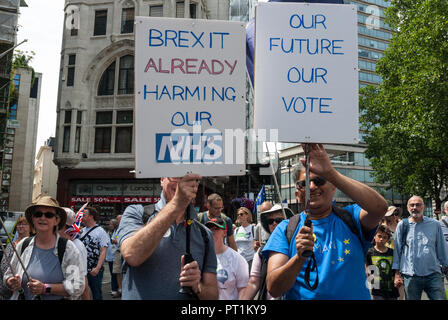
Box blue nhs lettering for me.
[156,132,222,163]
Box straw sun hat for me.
[25,196,67,229]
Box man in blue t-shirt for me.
[262,143,388,300]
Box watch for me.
[45,284,51,294]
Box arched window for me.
[97,61,116,96]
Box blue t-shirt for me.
[262,204,375,300]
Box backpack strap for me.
[332,206,363,245]
[57,237,68,265]
[80,225,99,241]
[400,218,410,255]
[20,236,67,265]
[20,236,33,256]
[442,219,448,229]
[286,214,301,244]
[257,250,269,300]
[142,204,156,224]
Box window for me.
[98,61,115,96]
[96,111,113,124]
[94,10,107,36]
[64,110,72,124]
[121,7,134,34]
[117,110,133,124]
[98,55,134,96]
[115,127,132,153]
[94,127,112,153]
[75,110,82,153]
[67,54,76,87]
[150,5,163,17]
[118,55,134,94]
[94,111,133,154]
[63,126,70,153]
[190,3,197,18]
[176,1,184,17]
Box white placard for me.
[254,3,359,144]
[135,17,246,178]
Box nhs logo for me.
[156,130,223,163]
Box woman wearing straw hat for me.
[3,196,85,300]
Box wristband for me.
[41,283,47,294]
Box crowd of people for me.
[0,144,447,300]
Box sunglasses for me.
[237,213,247,217]
[33,211,56,219]
[267,218,284,225]
[296,176,326,189]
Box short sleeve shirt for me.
[262,204,374,300]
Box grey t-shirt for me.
[117,199,217,300]
[22,246,64,300]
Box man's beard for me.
[410,211,423,219]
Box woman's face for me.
[16,220,30,237]
[32,206,60,234]
[237,210,250,225]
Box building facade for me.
[0,0,28,212]
[7,67,41,211]
[33,137,58,201]
[54,0,231,223]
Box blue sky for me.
[17,0,64,153]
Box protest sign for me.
[254,3,359,144]
[135,17,246,178]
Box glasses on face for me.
[237,212,247,217]
[16,223,28,227]
[33,211,56,219]
[296,176,326,189]
[267,217,284,225]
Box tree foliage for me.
[360,0,448,209]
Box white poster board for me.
[254,3,359,144]
[135,17,246,178]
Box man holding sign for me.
[262,144,388,299]
[117,174,218,300]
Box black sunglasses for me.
[267,218,284,225]
[33,211,56,219]
[296,176,326,189]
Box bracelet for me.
[41,283,47,294]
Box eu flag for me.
[254,184,266,214]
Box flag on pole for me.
[254,185,266,214]
[65,202,88,240]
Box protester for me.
[111,214,122,298]
[241,204,285,300]
[262,143,388,300]
[60,207,90,300]
[3,196,85,300]
[234,207,256,271]
[382,206,401,249]
[0,216,32,300]
[106,218,119,297]
[253,201,273,252]
[80,206,109,300]
[117,174,218,300]
[393,195,448,300]
[198,193,237,251]
[366,225,399,300]
[206,216,249,300]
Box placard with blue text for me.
[135,17,246,178]
[254,3,359,144]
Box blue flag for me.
[254,185,266,213]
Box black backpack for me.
[122,204,210,274]
[285,206,364,245]
[20,236,68,265]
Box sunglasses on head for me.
[267,217,284,225]
[33,211,56,219]
[296,176,326,189]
